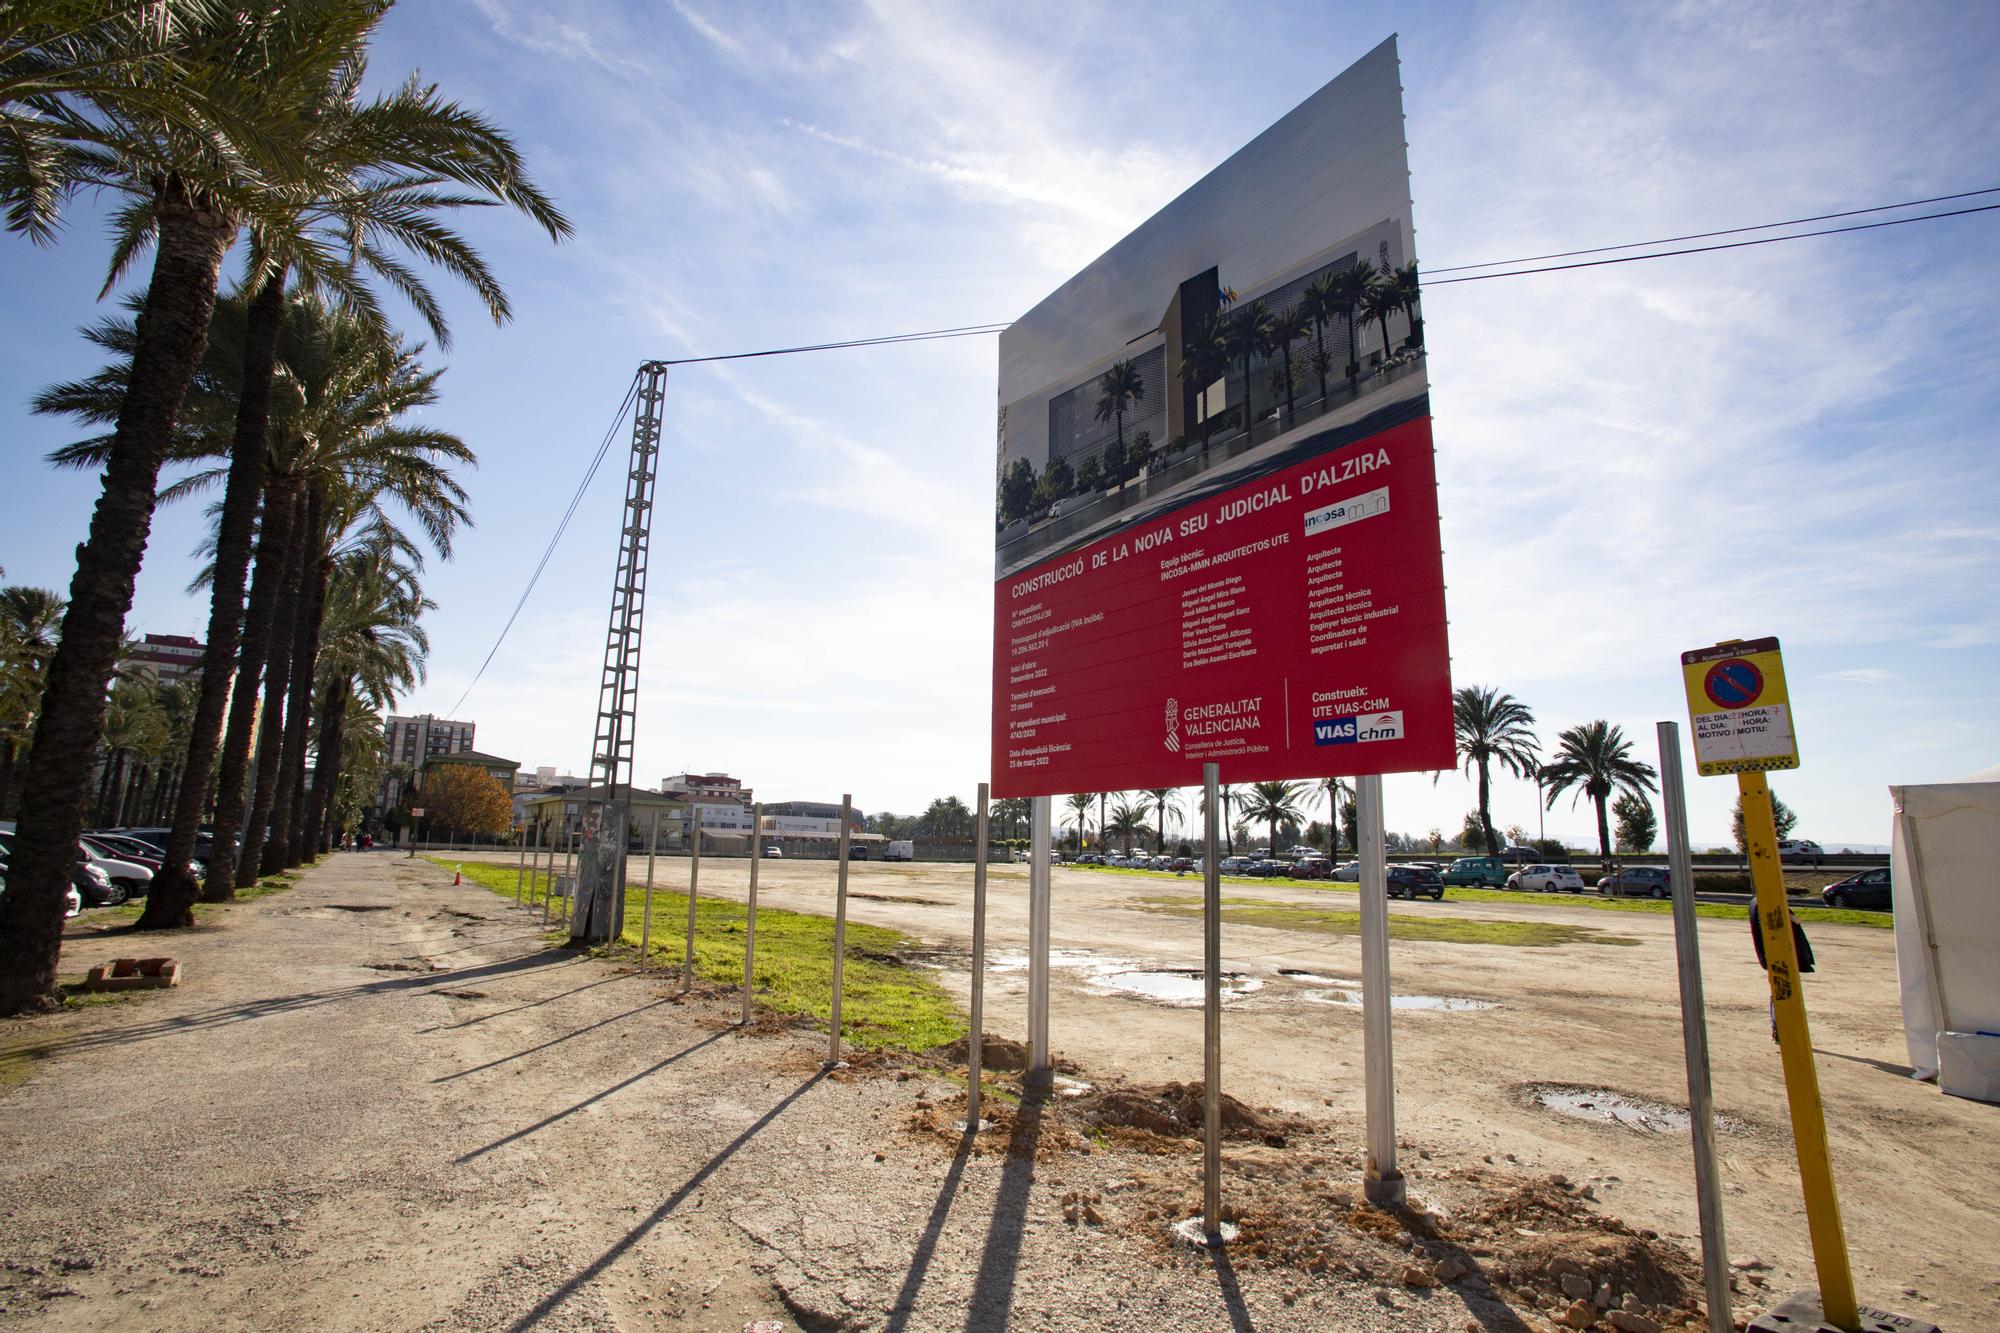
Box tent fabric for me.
[1889,766,2000,1100]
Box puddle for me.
[1277,969,1358,986]
[1302,988,1494,1011]
[1530,1084,1691,1133]
[328,904,392,913]
[990,948,1116,974]
[1086,970,1262,1007]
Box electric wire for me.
[444,371,640,716]
[1427,185,2000,273]
[657,321,1011,366]
[1424,202,2000,285]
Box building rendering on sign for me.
[123,633,205,685]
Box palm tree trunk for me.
[96,752,119,826]
[0,741,15,820]
[1280,343,1295,419]
[299,676,350,859]
[148,268,285,921]
[192,477,300,908]
[1478,759,1498,855]
[236,509,307,889]
[1312,319,1327,403]
[1344,311,1359,386]
[1594,794,1612,864]
[0,192,236,1011]
[269,490,329,870]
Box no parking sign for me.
[1680,637,1799,776]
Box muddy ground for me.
[1,852,1992,1331]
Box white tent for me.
[1890,764,2000,1102]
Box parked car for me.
[1599,866,1675,899]
[1507,864,1586,893]
[1386,865,1445,900]
[0,858,83,918]
[79,840,154,898]
[1218,856,1251,873]
[1442,856,1508,888]
[0,832,126,906]
[1777,839,1823,863]
[1290,857,1329,879]
[1822,867,1891,910]
[1500,846,1542,864]
[762,844,783,858]
[1331,861,1361,882]
[1170,857,1195,872]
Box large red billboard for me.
[992,408,1451,797]
[991,37,1446,799]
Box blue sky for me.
[3,0,1997,849]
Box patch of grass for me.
[1278,880,1891,930]
[0,1033,67,1093]
[444,859,966,1052]
[89,873,298,924]
[1128,895,1640,948]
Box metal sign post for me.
[1658,721,1733,1333]
[1201,763,1223,1236]
[827,794,853,1066]
[968,783,991,1127]
[1357,774,1405,1206]
[683,820,701,994]
[639,811,660,972]
[1027,795,1052,1088]
[1681,637,1860,1333]
[743,803,762,1024]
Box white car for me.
[762,844,783,858]
[1777,839,1823,862]
[80,843,153,899]
[1507,863,1586,893]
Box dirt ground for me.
[1,852,1993,1332]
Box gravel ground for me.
[0,852,1983,1331]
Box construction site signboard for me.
[1680,637,1800,776]
[990,37,1451,797]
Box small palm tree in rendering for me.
[1365,277,1402,366]
[1093,359,1144,467]
[1226,299,1273,442]
[1453,686,1540,854]
[1539,721,1657,865]
[1391,261,1422,348]
[1298,270,1339,406]
[1329,260,1377,391]
[1266,302,1310,423]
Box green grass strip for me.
[443,858,965,1052]
[1128,895,1640,947]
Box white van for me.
[884,840,915,862]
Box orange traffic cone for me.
[453,866,462,885]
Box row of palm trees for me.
[981,686,1657,870]
[0,2,568,1016]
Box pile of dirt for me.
[933,1033,1031,1071]
[901,1086,1083,1161]
[1078,1080,1307,1145]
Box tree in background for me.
[1540,720,1659,865]
[918,795,974,841]
[417,765,511,843]
[1452,685,1540,855]
[1240,780,1307,856]
[1105,799,1145,855]
[1731,788,1798,852]
[1316,777,1350,856]
[1613,792,1657,853]
[1140,787,1183,852]
[1459,809,1493,853]
[0,585,64,818]
[1063,792,1094,852]
[1340,793,1359,857]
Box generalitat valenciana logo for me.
[1164,697,1181,752]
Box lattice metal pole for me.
[573,362,667,944]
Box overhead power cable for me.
[1424,202,2000,285]
[1427,185,2000,273]
[444,371,640,717]
[657,321,1011,366]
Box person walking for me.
[1751,906,1815,1042]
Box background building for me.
[380,713,476,810]
[660,772,752,805]
[123,633,205,685]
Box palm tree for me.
[1225,299,1273,442]
[1539,721,1658,865]
[1105,799,1145,855]
[1453,686,1540,855]
[1266,303,1309,424]
[1297,270,1339,406]
[1329,260,1377,392]
[1063,792,1094,853]
[0,585,64,819]
[1092,359,1143,471]
[1141,787,1184,853]
[1240,780,1308,854]
[994,796,1032,842]
[1390,261,1422,348]
[0,5,388,1011]
[1178,310,1228,455]
[1365,278,1402,367]
[1317,776,1351,857]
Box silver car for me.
[1507,863,1586,893]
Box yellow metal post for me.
[1740,769,1858,1330]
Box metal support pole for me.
[1742,769,1857,1328]
[969,783,990,1127]
[541,822,556,927]
[743,803,762,1024]
[1357,774,1404,1206]
[1202,763,1223,1236]
[683,820,701,994]
[562,831,575,928]
[827,795,853,1065]
[1027,795,1052,1086]
[1658,723,1732,1333]
[520,820,536,904]
[640,811,660,972]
